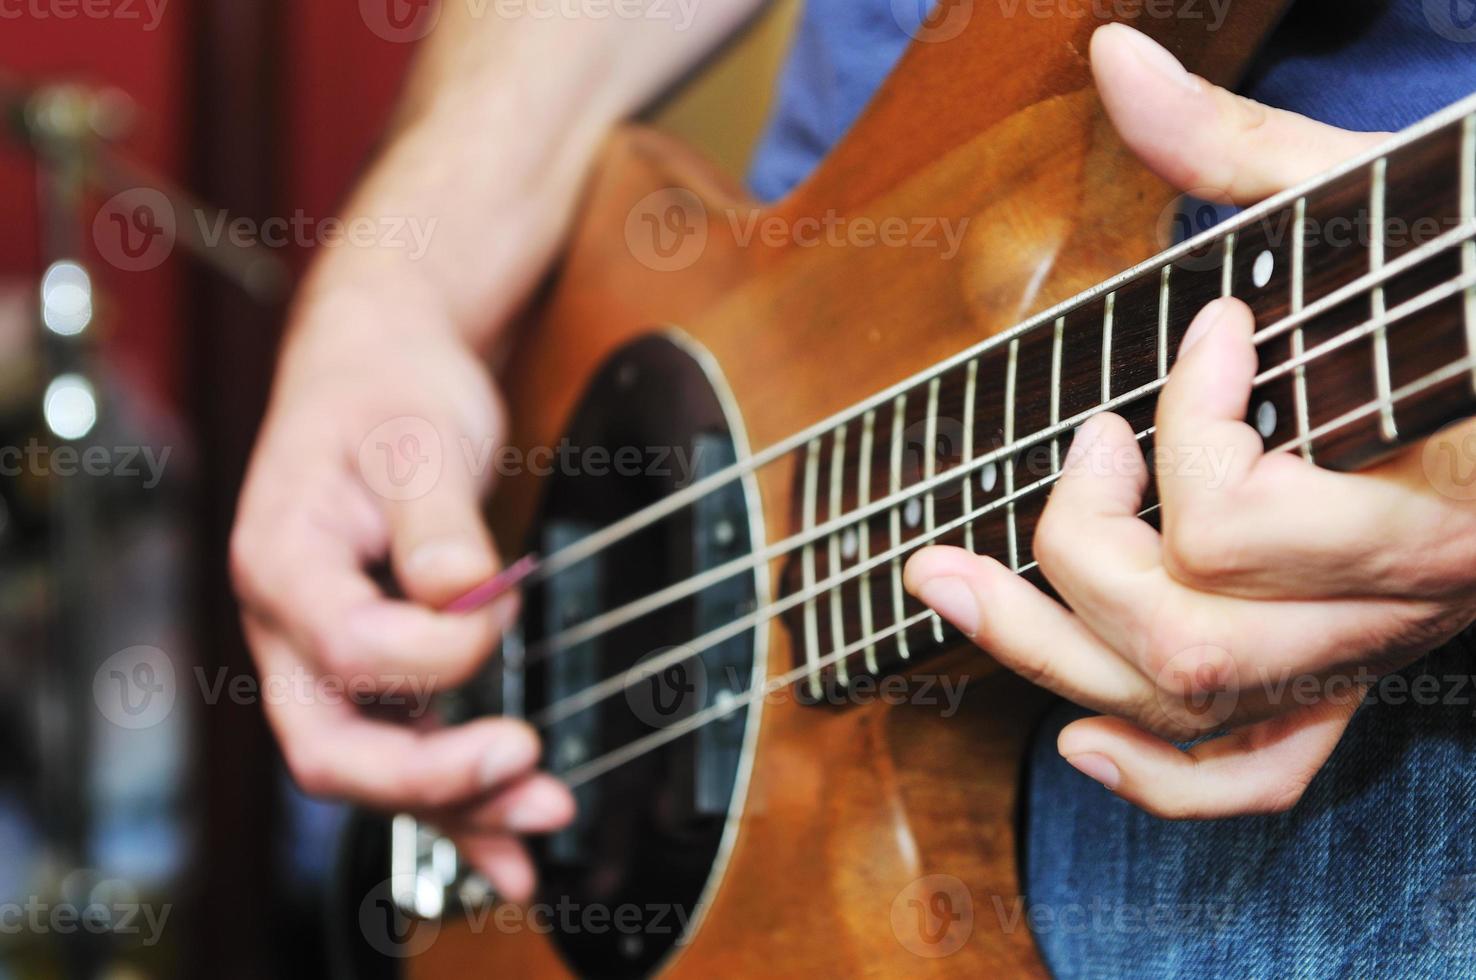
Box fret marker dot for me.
[1253,250,1275,288]
[1255,400,1278,439]
[981,461,999,493]
[904,498,923,528]
[841,528,859,560]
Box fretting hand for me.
[905,24,1476,819]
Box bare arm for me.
[231,0,767,901]
[297,0,768,348]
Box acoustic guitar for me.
[333,0,1476,975]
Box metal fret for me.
[827,425,849,686]
[1050,316,1064,473]
[888,395,910,660]
[1222,231,1236,297]
[1370,157,1398,441]
[775,109,1472,693]
[801,439,822,698]
[1004,339,1020,571]
[962,359,978,553]
[1158,266,1171,379]
[1463,114,1476,392]
[1291,196,1314,460]
[924,378,944,642]
[857,410,878,673]
[526,92,1476,593]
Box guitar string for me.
[517,97,1476,596]
[553,352,1476,788]
[533,265,1476,728]
[524,221,1476,661]
[533,425,1155,728]
[523,240,1476,666]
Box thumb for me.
[1090,23,1387,205]
[378,419,502,607]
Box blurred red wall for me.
[0,0,187,408]
[288,4,416,227]
[0,1,417,412]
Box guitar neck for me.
[781,97,1476,696]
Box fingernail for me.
[407,538,488,583]
[504,800,554,833]
[916,577,980,638]
[1066,752,1121,791]
[479,734,537,790]
[1179,299,1228,356]
[1114,24,1201,93]
[1065,413,1107,466]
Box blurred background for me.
[0,1,796,977]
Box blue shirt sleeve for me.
[747,0,1476,202]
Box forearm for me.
[293,0,767,350]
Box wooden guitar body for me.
[406,2,1289,975]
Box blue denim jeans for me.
[1025,636,1476,978]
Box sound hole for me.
[520,334,760,977]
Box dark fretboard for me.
[780,95,1476,697]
